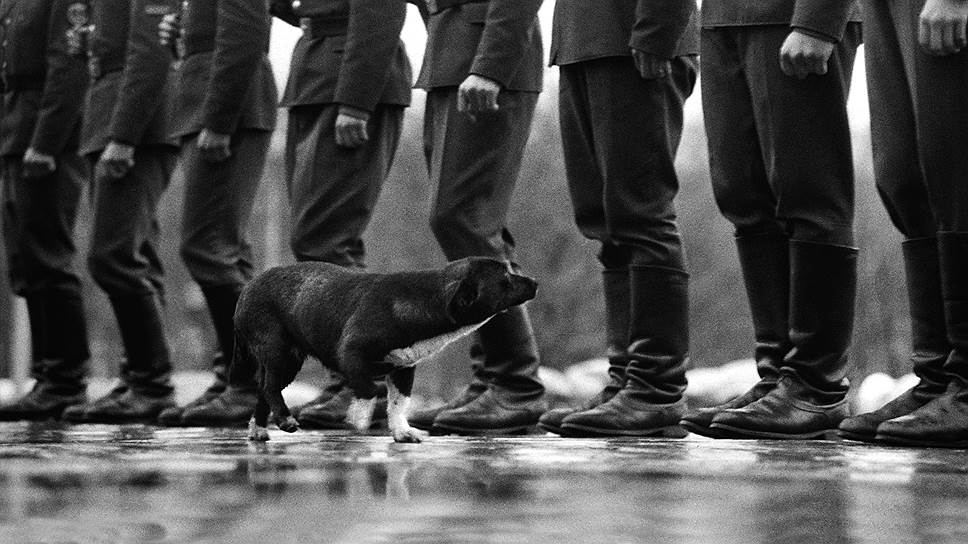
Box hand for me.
[21,148,56,178]
[631,49,672,79]
[158,13,180,46]
[457,74,501,119]
[919,0,968,56]
[334,106,370,148]
[197,128,232,162]
[97,141,135,179]
[779,30,836,79]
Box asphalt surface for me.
[0,423,966,543]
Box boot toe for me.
[181,391,256,426]
[433,392,544,434]
[836,414,879,442]
[156,406,185,426]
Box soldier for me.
[679,0,862,439]
[406,0,547,435]
[0,0,91,421]
[838,0,968,448]
[537,0,698,437]
[62,0,180,423]
[154,0,277,427]
[182,0,412,428]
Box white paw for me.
[345,397,376,433]
[392,425,427,444]
[277,416,299,433]
[247,418,270,441]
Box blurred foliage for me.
[1,79,910,401]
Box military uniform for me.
[407,0,547,435]
[62,0,181,423]
[537,0,698,437]
[837,0,968,447]
[0,0,91,420]
[680,0,862,439]
[161,0,277,426]
[270,0,410,266]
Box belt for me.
[0,74,43,92]
[426,0,487,15]
[300,17,348,39]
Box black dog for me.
[235,257,537,443]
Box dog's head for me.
[443,257,537,325]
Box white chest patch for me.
[386,317,493,366]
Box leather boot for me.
[561,266,689,437]
[877,232,968,447]
[839,238,951,442]
[292,374,345,420]
[433,305,547,434]
[298,379,389,429]
[158,284,240,425]
[682,234,788,438]
[539,268,630,436]
[0,291,90,421]
[82,294,176,423]
[711,241,856,439]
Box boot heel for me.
[657,425,689,439]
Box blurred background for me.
[0,6,909,404]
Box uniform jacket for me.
[79,0,177,155]
[701,0,862,42]
[271,0,411,110]
[550,0,698,65]
[0,0,88,157]
[169,0,277,138]
[416,0,543,92]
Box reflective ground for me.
[0,423,966,543]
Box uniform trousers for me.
[701,24,862,247]
[286,104,403,267]
[865,0,968,236]
[179,129,269,286]
[423,88,537,261]
[87,146,176,297]
[559,55,697,270]
[2,152,88,296]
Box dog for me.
[235,257,538,443]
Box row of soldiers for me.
[1,0,967,448]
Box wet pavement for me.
[0,424,966,544]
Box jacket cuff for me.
[791,25,839,43]
[468,61,511,89]
[791,0,854,42]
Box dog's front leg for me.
[387,366,426,443]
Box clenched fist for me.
[335,105,370,148]
[457,74,501,118]
[22,148,56,178]
[779,30,836,79]
[198,129,232,163]
[631,48,671,79]
[98,141,135,180]
[919,0,968,56]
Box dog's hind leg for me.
[248,393,271,441]
[387,366,425,443]
[263,367,300,433]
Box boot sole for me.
[836,429,880,444]
[558,423,688,438]
[430,423,536,436]
[874,433,968,449]
[680,420,738,439]
[536,422,583,437]
[708,423,839,440]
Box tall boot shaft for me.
[602,268,631,395]
[735,234,791,380]
[200,284,242,366]
[476,304,544,399]
[40,289,91,394]
[938,232,968,384]
[25,296,46,379]
[624,265,689,403]
[109,294,174,397]
[784,240,856,396]
[903,237,951,392]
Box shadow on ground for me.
[0,422,966,543]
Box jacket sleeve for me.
[791,0,856,41]
[30,0,89,154]
[629,0,696,59]
[468,0,542,88]
[333,0,407,113]
[202,0,270,134]
[270,0,299,27]
[108,0,175,145]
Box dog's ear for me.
[445,278,479,320]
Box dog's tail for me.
[227,328,258,388]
